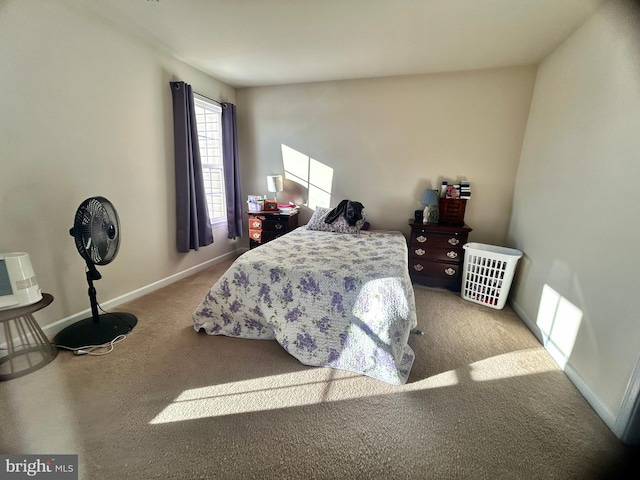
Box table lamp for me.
[266,175,283,200]
[421,189,440,224]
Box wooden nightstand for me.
[247,210,299,249]
[408,221,472,291]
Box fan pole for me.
[52,262,137,350]
[86,263,102,324]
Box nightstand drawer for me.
[249,228,262,242]
[262,219,289,232]
[260,231,285,243]
[248,218,263,229]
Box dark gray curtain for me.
[221,102,243,239]
[170,81,213,252]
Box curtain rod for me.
[194,91,223,106]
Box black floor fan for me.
[54,196,137,350]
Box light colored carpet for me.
[0,258,635,479]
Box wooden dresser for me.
[408,221,472,291]
[247,211,299,249]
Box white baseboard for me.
[508,299,543,344]
[509,298,619,437]
[44,249,241,338]
[616,354,640,444]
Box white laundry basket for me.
[461,243,523,310]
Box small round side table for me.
[0,293,58,381]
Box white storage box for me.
[247,200,264,212]
[461,243,523,310]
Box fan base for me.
[53,313,137,350]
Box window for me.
[194,97,226,225]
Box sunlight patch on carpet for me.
[149,348,560,424]
[149,365,465,424]
[468,348,558,382]
[150,369,359,424]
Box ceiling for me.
[61,0,607,88]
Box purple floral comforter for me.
[192,227,417,384]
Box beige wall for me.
[0,0,238,329]
[236,66,537,246]
[507,0,640,434]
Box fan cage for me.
[72,196,120,266]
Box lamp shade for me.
[267,175,284,193]
[421,189,439,205]
[421,189,440,224]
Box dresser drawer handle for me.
[275,223,283,230]
[448,238,460,246]
[413,264,424,272]
[446,250,458,259]
[416,235,427,243]
[250,221,261,228]
[415,248,425,256]
[444,267,456,276]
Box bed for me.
[192,224,417,385]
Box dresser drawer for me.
[411,231,467,248]
[410,245,464,263]
[410,259,461,279]
[411,278,461,291]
